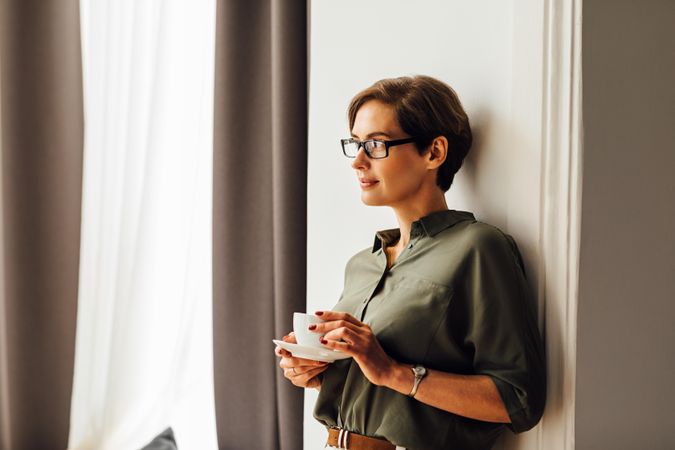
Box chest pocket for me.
[365,274,452,364]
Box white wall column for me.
[306,1,583,448]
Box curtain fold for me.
[67,1,218,448]
[213,0,308,448]
[0,1,84,449]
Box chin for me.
[360,193,387,207]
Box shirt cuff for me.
[489,376,535,433]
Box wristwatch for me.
[407,364,427,398]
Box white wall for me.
[576,1,675,449]
[306,1,549,449]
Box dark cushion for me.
[139,427,178,450]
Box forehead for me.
[351,100,402,137]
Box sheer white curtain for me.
[68,1,217,449]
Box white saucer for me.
[273,339,352,363]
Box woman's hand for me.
[275,332,329,390]
[310,310,396,386]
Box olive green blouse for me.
[313,209,546,450]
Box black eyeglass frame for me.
[340,137,417,159]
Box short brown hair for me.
[347,75,472,192]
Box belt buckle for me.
[337,427,350,449]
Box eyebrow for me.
[350,131,393,139]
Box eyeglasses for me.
[340,137,416,159]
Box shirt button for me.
[408,243,413,249]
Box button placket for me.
[360,232,422,321]
[357,255,391,321]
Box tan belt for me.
[326,427,396,450]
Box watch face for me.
[413,365,426,376]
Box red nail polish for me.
[308,324,317,330]
[315,311,323,316]
[320,338,327,344]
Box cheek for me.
[380,161,423,190]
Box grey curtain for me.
[213,0,308,449]
[0,1,84,449]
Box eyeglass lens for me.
[343,140,387,158]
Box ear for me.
[425,136,448,170]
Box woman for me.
[274,75,546,450]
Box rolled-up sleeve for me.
[457,226,546,432]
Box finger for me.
[304,375,320,390]
[320,336,354,354]
[283,367,298,378]
[314,310,363,327]
[286,362,329,378]
[302,364,329,378]
[291,354,329,366]
[279,358,327,370]
[282,333,297,344]
[275,343,295,357]
[291,365,329,385]
[282,366,316,375]
[322,326,359,345]
[310,319,362,337]
[279,358,326,371]
[275,346,292,358]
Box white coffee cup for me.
[293,312,325,348]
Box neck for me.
[389,192,449,249]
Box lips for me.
[359,178,379,188]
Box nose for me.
[350,146,370,170]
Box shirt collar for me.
[372,209,475,253]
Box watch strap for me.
[408,365,425,398]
